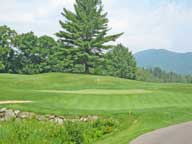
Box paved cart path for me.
[130,121,192,144]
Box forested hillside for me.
[135,49,192,74]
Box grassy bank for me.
[0,73,192,143]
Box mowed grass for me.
[0,73,192,144]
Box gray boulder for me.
[4,110,16,120]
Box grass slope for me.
[0,73,192,143]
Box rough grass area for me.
[0,73,192,144]
[0,118,118,144]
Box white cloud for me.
[105,1,192,52]
[0,0,192,53]
[49,0,75,7]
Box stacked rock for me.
[0,108,98,125]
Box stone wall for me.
[0,108,98,124]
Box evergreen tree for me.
[136,67,192,83]
[56,0,123,73]
[105,44,136,79]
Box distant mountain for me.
[134,49,192,74]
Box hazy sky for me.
[1,0,192,53]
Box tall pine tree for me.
[56,0,123,73]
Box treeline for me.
[1,25,191,83]
[137,67,192,83]
[0,0,137,79]
[0,26,57,74]
[0,25,136,79]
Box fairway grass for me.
[0,73,192,143]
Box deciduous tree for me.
[0,25,17,72]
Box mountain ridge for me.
[134,49,192,74]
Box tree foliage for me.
[14,32,39,74]
[0,28,58,74]
[104,44,136,79]
[0,61,5,70]
[56,0,123,73]
[0,25,17,72]
[136,67,192,83]
[14,32,58,74]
